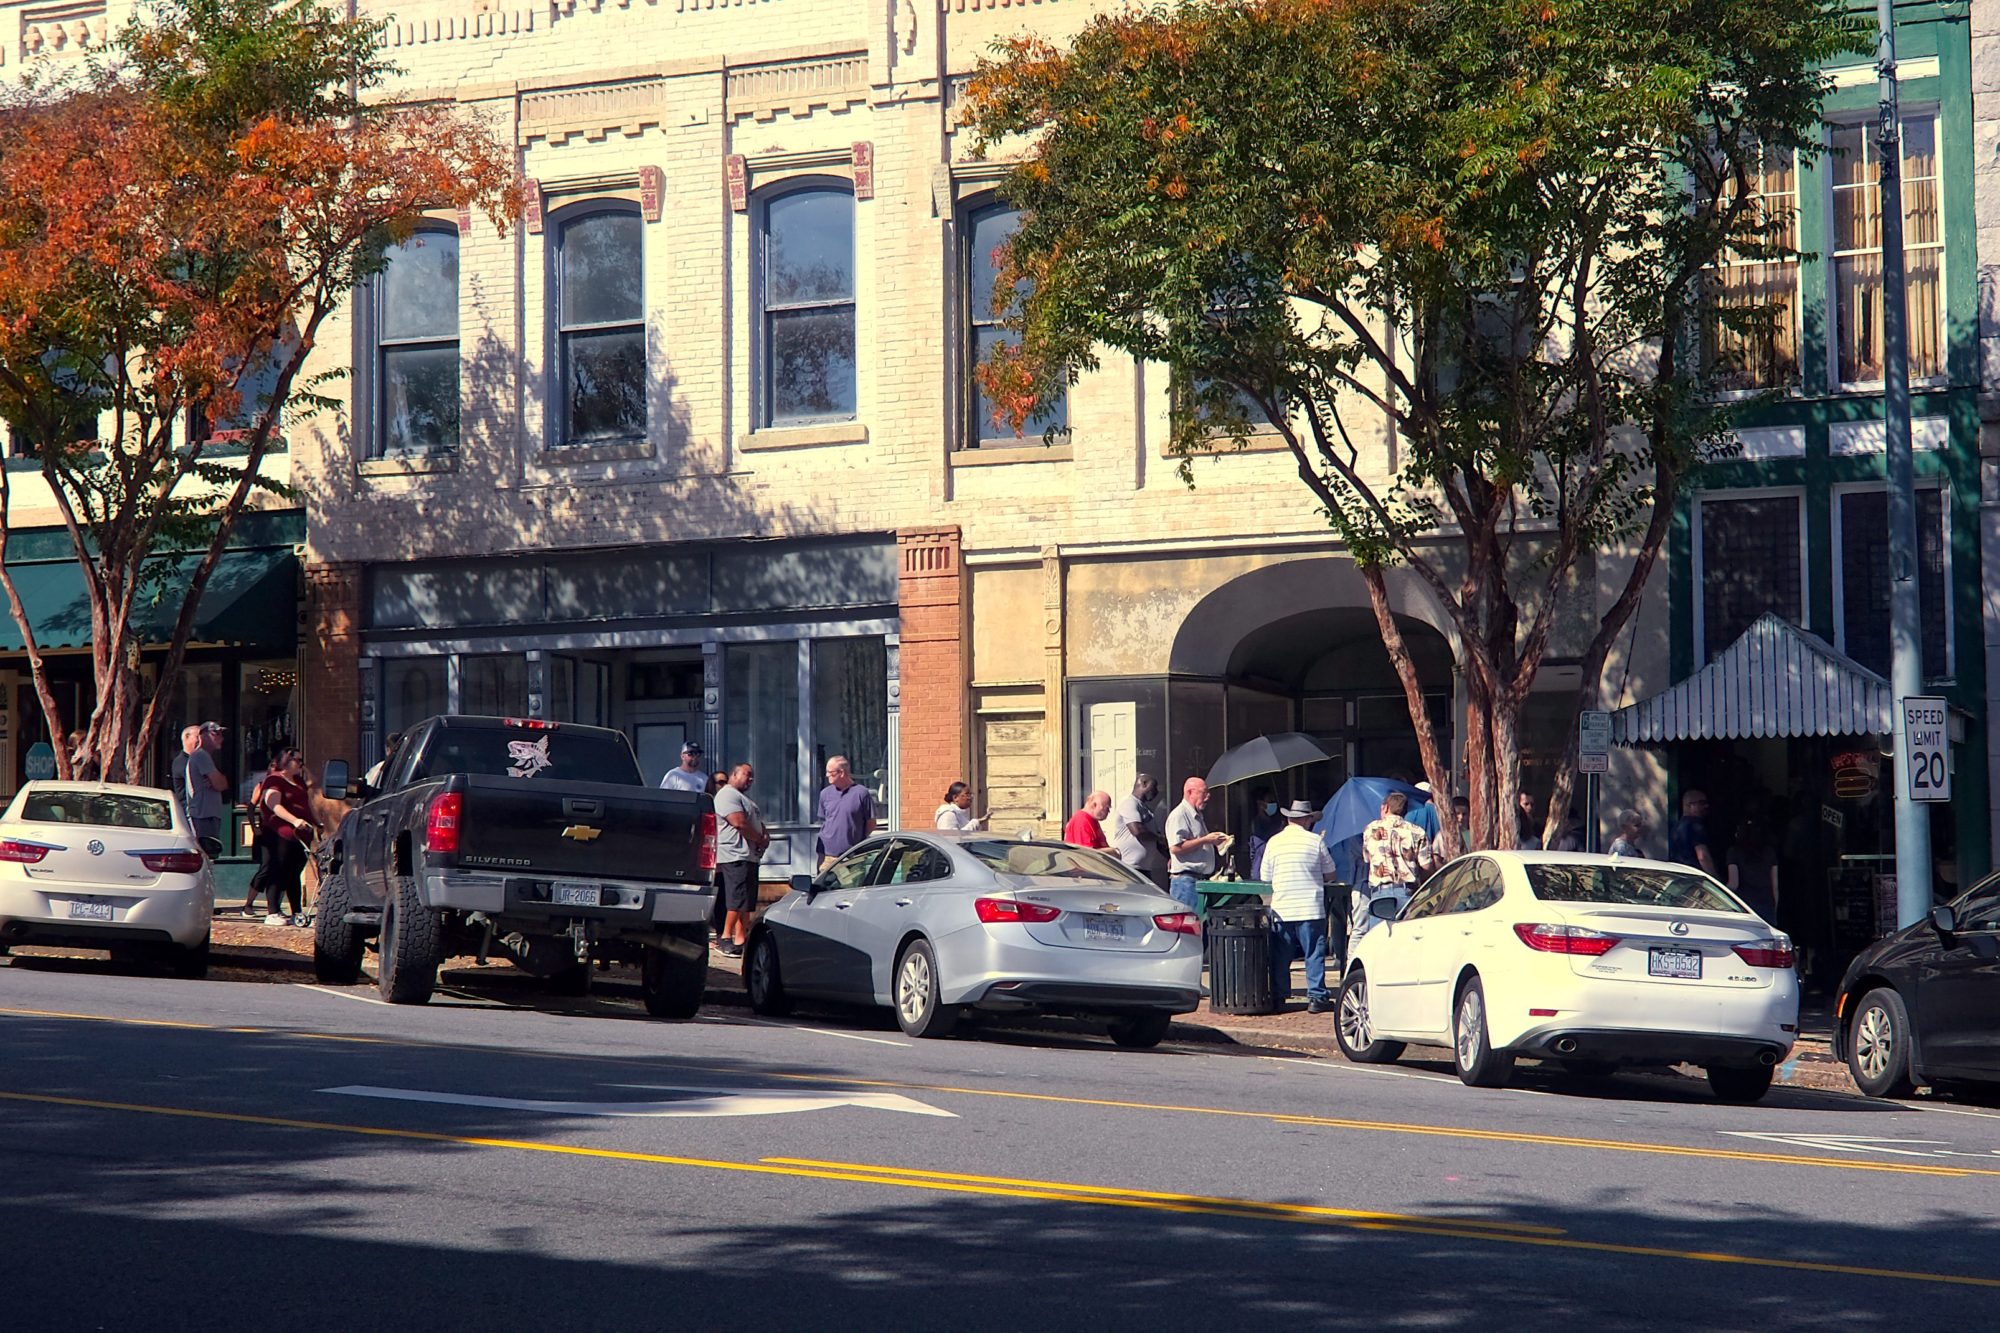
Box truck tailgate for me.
[452,775,710,885]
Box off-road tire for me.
[745,929,792,1016]
[1335,969,1408,1064]
[377,873,441,1005]
[641,927,707,1019]
[1106,1011,1173,1049]
[312,872,366,986]
[1708,1063,1776,1104]
[892,939,958,1039]
[1847,986,1916,1099]
[1452,975,1515,1088]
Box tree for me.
[966,0,1862,850]
[0,0,518,781]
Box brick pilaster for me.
[897,526,967,828]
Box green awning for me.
[0,546,298,654]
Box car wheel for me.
[1848,987,1915,1099]
[376,874,441,1005]
[1334,969,1407,1064]
[166,935,210,980]
[893,939,958,1039]
[640,929,706,1019]
[745,930,793,1017]
[1106,1012,1173,1049]
[1452,976,1514,1088]
[1708,1063,1776,1104]
[312,872,365,986]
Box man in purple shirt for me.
[815,755,876,870]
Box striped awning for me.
[1613,614,1899,743]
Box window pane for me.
[1907,245,1943,380]
[1700,496,1801,659]
[969,206,1022,322]
[725,642,800,823]
[812,637,888,815]
[766,189,854,306]
[560,212,644,328]
[382,345,460,453]
[381,232,459,342]
[1839,489,1948,680]
[768,307,856,422]
[384,658,447,739]
[238,660,297,782]
[973,325,1069,439]
[563,328,646,442]
[1835,253,1882,385]
[460,654,525,718]
[1831,124,1872,188]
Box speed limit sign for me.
[1902,696,1950,803]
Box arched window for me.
[553,205,646,445]
[760,183,856,426]
[375,225,460,456]
[964,201,1066,447]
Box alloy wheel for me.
[897,950,932,1025]
[1855,1004,1895,1084]
[1339,979,1373,1050]
[1455,986,1484,1070]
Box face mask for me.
[1263,803,1279,816]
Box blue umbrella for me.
[1315,776,1437,888]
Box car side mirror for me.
[1930,905,1957,935]
[1369,896,1400,921]
[323,760,350,803]
[790,873,816,901]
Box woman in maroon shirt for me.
[259,748,318,926]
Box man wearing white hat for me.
[1261,799,1340,1013]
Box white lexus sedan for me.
[0,782,213,977]
[1336,852,1799,1101]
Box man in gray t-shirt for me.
[181,721,229,856]
[1112,775,1168,886]
[1164,776,1227,913]
[712,763,768,957]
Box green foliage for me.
[121,0,391,136]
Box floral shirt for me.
[1363,814,1427,887]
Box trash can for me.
[1207,903,1276,1015]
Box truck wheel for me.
[745,929,792,1016]
[641,930,706,1019]
[313,873,365,986]
[377,874,441,1005]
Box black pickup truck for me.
[312,715,717,1016]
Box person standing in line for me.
[364,732,404,789]
[935,781,983,831]
[1245,787,1285,882]
[1165,776,1229,913]
[1264,800,1340,1013]
[181,721,229,859]
[713,763,768,958]
[1063,791,1112,850]
[1427,795,1471,871]
[1354,792,1427,951]
[1515,791,1542,850]
[815,755,875,871]
[1667,789,1720,877]
[658,740,708,793]
[257,748,318,927]
[1607,810,1649,859]
[241,754,280,918]
[1727,821,1780,921]
[1113,775,1169,888]
[704,770,728,939]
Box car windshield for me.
[20,791,173,830]
[1524,862,1746,913]
[963,840,1143,884]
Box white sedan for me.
[0,781,213,977]
[1335,852,1798,1101]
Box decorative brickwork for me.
[302,563,365,777]
[897,526,966,828]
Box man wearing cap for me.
[1261,799,1340,1013]
[659,740,708,793]
[176,721,230,857]
[815,755,876,872]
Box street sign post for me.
[1578,711,1612,776]
[1902,695,1950,804]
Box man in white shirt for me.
[659,740,708,793]
[1112,775,1168,888]
[1165,776,1228,913]
[1261,800,1339,1013]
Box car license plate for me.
[68,899,113,921]
[1648,947,1701,979]
[552,881,601,908]
[1084,914,1127,942]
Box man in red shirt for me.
[1063,791,1112,849]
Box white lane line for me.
[729,1014,912,1047]
[295,984,389,1007]
[324,1083,954,1119]
[1897,1101,2000,1122]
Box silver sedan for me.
[745,832,1204,1046]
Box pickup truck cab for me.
[313,715,717,1017]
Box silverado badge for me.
[561,824,602,843]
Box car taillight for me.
[698,812,717,871]
[1513,922,1621,956]
[425,791,463,854]
[0,839,49,863]
[975,897,1062,924]
[1733,939,1796,969]
[502,718,557,730]
[140,850,205,874]
[1153,912,1201,936]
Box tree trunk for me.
[1360,565,1457,850]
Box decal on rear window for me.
[506,736,553,779]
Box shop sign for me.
[1831,750,1878,801]
[23,741,53,781]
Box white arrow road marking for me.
[1722,1132,1952,1158]
[321,1083,957,1119]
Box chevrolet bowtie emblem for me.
[1100,903,1120,913]
[561,824,602,842]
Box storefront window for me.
[383,657,446,740]
[238,660,297,775]
[1068,678,1167,822]
[1167,679,1226,802]
[726,642,800,822]
[155,663,224,786]
[460,654,525,718]
[812,637,888,813]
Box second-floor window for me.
[1831,113,1942,388]
[1700,143,1799,393]
[554,205,646,445]
[761,184,855,426]
[1696,491,1804,662]
[965,202,1066,446]
[375,226,460,456]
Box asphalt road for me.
[4,957,1999,1331]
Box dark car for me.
[1832,876,2000,1097]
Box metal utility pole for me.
[1877,1,1933,929]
